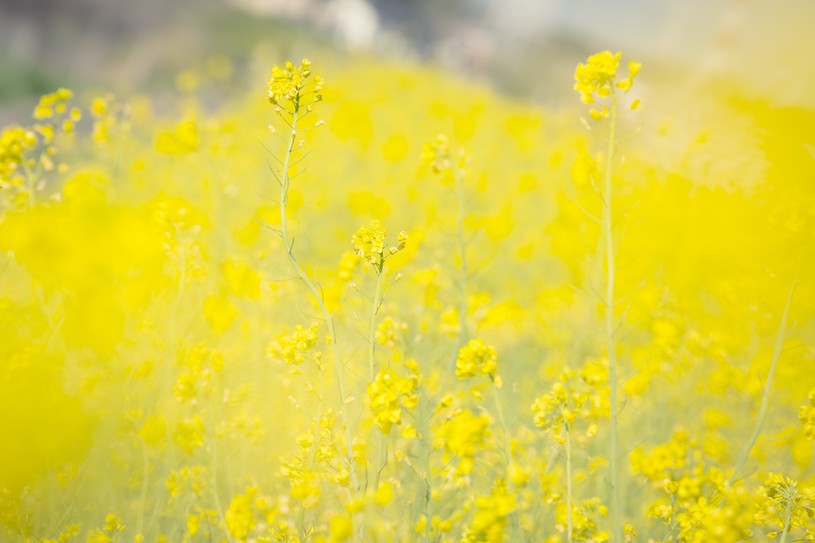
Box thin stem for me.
[565,426,573,543]
[449,165,470,373]
[730,279,797,485]
[369,265,385,491]
[368,269,384,381]
[779,504,793,543]
[603,91,624,543]
[374,432,386,491]
[456,166,469,348]
[493,385,513,469]
[277,101,359,491]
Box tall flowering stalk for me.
[574,51,641,543]
[266,59,359,491]
[731,279,797,485]
[352,219,407,489]
[352,219,407,381]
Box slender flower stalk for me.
[368,270,384,381]
[731,279,797,485]
[602,90,623,543]
[455,165,470,353]
[270,60,359,491]
[574,51,641,542]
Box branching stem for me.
[277,102,359,491]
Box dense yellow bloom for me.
[675,494,752,542]
[532,362,606,442]
[420,134,451,173]
[351,219,407,272]
[462,481,516,543]
[268,323,321,366]
[367,365,418,434]
[0,125,37,189]
[555,497,609,543]
[329,515,353,542]
[755,473,815,535]
[174,416,205,454]
[435,408,491,475]
[267,59,322,108]
[574,51,641,118]
[455,338,498,380]
[225,487,257,541]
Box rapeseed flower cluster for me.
[574,51,641,119]
[455,338,499,381]
[351,219,407,272]
[268,323,322,366]
[755,474,815,540]
[267,59,323,108]
[532,362,607,443]
[367,365,418,434]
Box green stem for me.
[602,92,624,543]
[779,504,792,543]
[374,432,386,490]
[449,165,470,373]
[278,103,359,491]
[368,269,384,381]
[455,166,469,347]
[369,266,385,490]
[730,279,797,485]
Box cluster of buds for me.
[351,219,408,274]
[574,51,641,120]
[267,59,323,111]
[267,323,322,367]
[531,360,608,444]
[455,338,499,383]
[367,364,419,434]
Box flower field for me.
[1,46,814,543]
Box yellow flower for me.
[267,59,322,108]
[455,338,499,380]
[464,481,516,543]
[420,134,451,173]
[367,366,419,434]
[755,473,815,533]
[329,515,353,542]
[351,220,407,272]
[574,51,641,110]
[267,323,321,366]
[574,51,621,104]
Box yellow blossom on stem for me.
[455,338,499,380]
[367,366,419,434]
[574,51,641,117]
[351,219,407,273]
